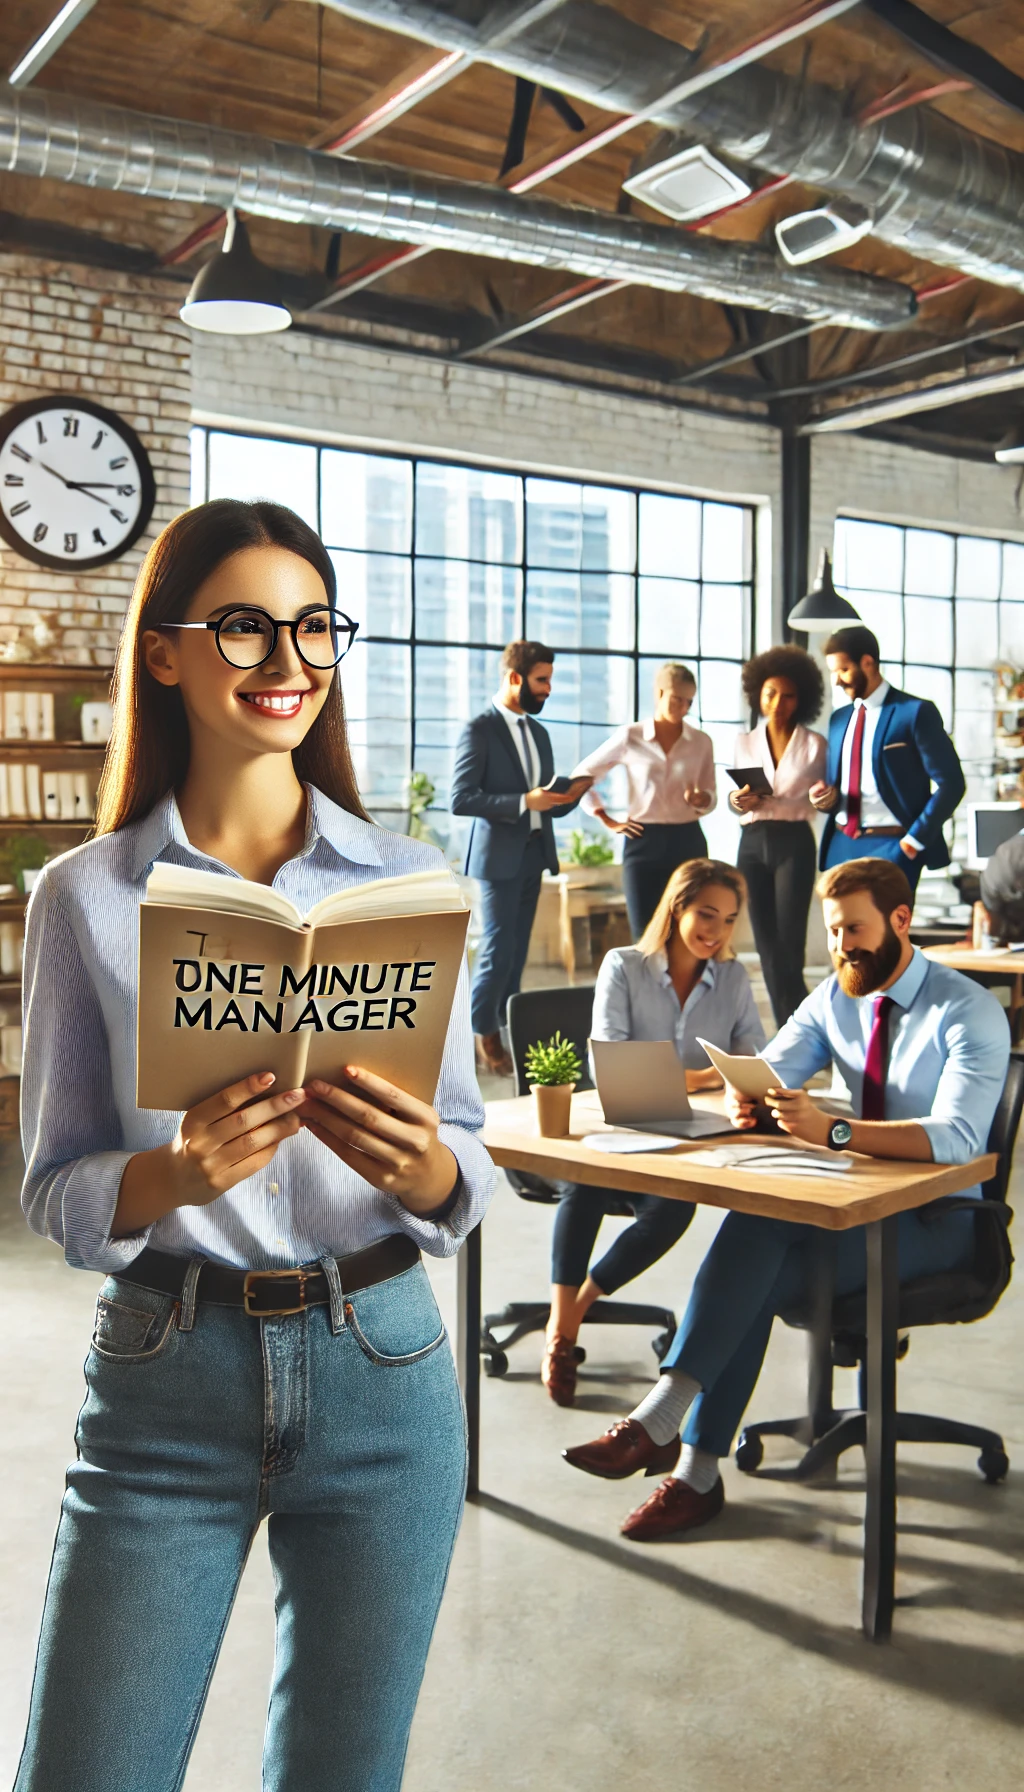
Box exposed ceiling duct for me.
[0,86,914,331]
[317,0,1024,295]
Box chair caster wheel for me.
[652,1331,672,1362]
[979,1446,1009,1484]
[483,1350,509,1378]
[735,1432,763,1474]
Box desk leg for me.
[862,1214,898,1641]
[456,1223,482,1500]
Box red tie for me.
[842,703,866,838]
[862,994,894,1121]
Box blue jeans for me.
[823,827,925,891]
[551,1182,696,1293]
[16,1259,466,1792]
[470,833,546,1035]
[661,1205,977,1458]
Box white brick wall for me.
[0,255,192,666]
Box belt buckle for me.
[242,1267,309,1317]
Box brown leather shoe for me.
[562,1418,681,1480]
[475,1031,513,1077]
[541,1335,584,1406]
[621,1475,725,1542]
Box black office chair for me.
[735,1055,1022,1484]
[479,984,678,1377]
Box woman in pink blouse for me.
[572,662,716,938]
[729,645,827,1026]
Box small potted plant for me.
[524,1031,582,1138]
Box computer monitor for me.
[965,802,1024,869]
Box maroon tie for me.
[842,703,866,838]
[862,994,894,1121]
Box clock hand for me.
[37,460,72,487]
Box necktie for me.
[842,702,866,838]
[862,993,894,1120]
[517,716,532,785]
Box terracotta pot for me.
[531,1081,575,1137]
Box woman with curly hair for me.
[729,645,827,1026]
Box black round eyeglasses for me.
[163,606,359,671]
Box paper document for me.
[581,1131,683,1153]
[696,1038,778,1100]
[685,1143,853,1177]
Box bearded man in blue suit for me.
[809,624,964,893]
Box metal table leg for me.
[862,1214,898,1641]
[456,1222,482,1500]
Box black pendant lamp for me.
[787,549,862,632]
[179,210,291,336]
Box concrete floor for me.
[2,1119,1022,1792]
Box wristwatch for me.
[827,1119,853,1151]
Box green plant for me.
[406,769,438,842]
[566,827,614,867]
[524,1031,582,1087]
[0,832,49,894]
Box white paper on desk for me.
[685,1144,854,1177]
[581,1131,682,1153]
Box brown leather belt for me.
[118,1234,420,1318]
[857,826,903,837]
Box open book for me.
[136,862,470,1111]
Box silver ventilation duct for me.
[317,0,1024,294]
[0,86,913,331]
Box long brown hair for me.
[637,858,747,959]
[95,499,368,834]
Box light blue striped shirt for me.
[21,787,494,1274]
[592,946,766,1068]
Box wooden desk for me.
[457,1092,996,1642]
[923,942,1024,1039]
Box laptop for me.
[590,1040,733,1139]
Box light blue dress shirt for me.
[591,946,766,1069]
[762,947,1010,1191]
[21,787,494,1274]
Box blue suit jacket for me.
[820,686,965,871]
[451,707,582,882]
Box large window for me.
[834,516,1024,854]
[191,428,755,854]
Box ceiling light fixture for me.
[622,142,752,223]
[776,201,874,266]
[8,0,98,87]
[179,212,292,335]
[787,550,862,631]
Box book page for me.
[306,868,467,928]
[145,863,305,929]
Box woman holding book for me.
[728,645,827,1028]
[542,859,764,1405]
[15,500,493,1792]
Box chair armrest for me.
[919,1196,1013,1227]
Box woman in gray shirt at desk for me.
[542,859,765,1405]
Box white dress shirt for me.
[493,697,541,830]
[731,720,827,824]
[834,680,902,831]
[573,717,717,824]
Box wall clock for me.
[0,395,156,571]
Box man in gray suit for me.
[451,641,591,1075]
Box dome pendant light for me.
[179,210,291,335]
[787,549,862,631]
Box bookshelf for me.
[0,663,114,1128]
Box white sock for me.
[672,1444,720,1494]
[629,1369,701,1447]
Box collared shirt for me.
[835,679,901,831]
[493,696,541,830]
[573,717,717,824]
[762,947,1009,1193]
[20,787,494,1275]
[731,720,827,824]
[591,944,765,1070]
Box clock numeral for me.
[35,421,47,445]
[64,532,78,554]
[109,456,128,470]
[32,522,48,544]
[11,443,31,463]
[10,500,30,516]
[110,508,128,525]
[4,475,23,487]
[116,484,136,497]
[91,429,106,450]
[92,528,107,547]
[62,416,79,438]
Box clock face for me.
[0,396,156,571]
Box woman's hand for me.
[113,1072,305,1236]
[809,780,837,812]
[728,783,761,814]
[684,785,713,813]
[300,1067,459,1216]
[686,1066,724,1092]
[593,806,644,837]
